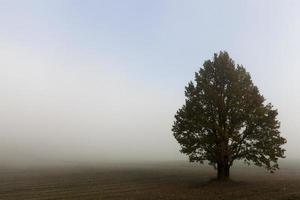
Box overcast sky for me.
[0,0,299,165]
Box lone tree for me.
[172,51,286,180]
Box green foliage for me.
[172,51,286,173]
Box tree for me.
[172,51,286,180]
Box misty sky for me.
[0,0,299,165]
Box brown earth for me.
[0,161,299,200]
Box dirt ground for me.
[0,161,299,200]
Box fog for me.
[0,44,182,165]
[0,0,300,166]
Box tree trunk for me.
[217,162,230,180]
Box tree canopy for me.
[172,51,286,180]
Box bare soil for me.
[0,161,299,200]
